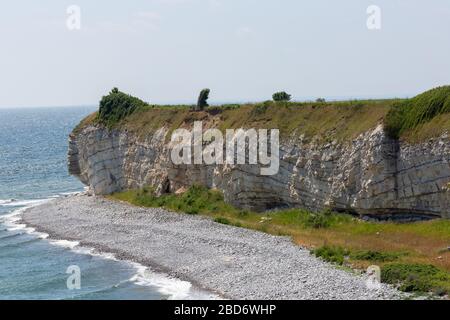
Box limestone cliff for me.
[68,122,450,220]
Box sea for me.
[0,106,207,300]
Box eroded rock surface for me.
[68,124,450,219]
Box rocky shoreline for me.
[21,194,403,300]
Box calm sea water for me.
[0,107,200,300]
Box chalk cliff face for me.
[68,124,450,219]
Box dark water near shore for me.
[0,107,191,300]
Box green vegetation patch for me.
[385,86,450,138]
[350,250,404,262]
[313,245,450,295]
[313,245,405,265]
[112,186,355,231]
[381,263,450,295]
[311,246,405,265]
[312,246,350,265]
[269,208,354,229]
[112,185,241,216]
[98,88,149,127]
[214,217,232,225]
[272,91,292,102]
[305,210,334,229]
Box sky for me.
[0,0,449,108]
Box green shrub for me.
[214,217,231,225]
[312,245,350,265]
[306,213,331,229]
[98,88,148,127]
[272,91,292,102]
[116,185,239,217]
[384,86,450,138]
[305,210,335,229]
[381,263,450,294]
[271,208,353,230]
[252,101,272,115]
[196,88,210,111]
[350,250,404,262]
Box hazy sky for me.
[0,0,449,108]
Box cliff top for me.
[74,86,450,144]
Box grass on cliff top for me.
[385,86,450,140]
[84,99,393,143]
[72,112,98,135]
[110,186,450,296]
[74,85,450,143]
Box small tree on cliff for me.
[196,88,210,111]
[98,88,148,126]
[272,91,291,102]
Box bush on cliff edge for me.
[384,86,450,138]
[98,88,148,127]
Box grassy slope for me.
[111,186,450,296]
[385,86,450,140]
[401,113,450,143]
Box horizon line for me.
[0,93,417,110]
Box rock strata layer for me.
[68,124,450,219]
